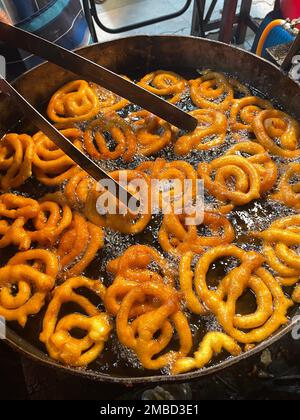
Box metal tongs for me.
[0,22,198,209]
[0,76,138,210]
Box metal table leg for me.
[191,0,206,37]
[219,0,238,43]
[236,0,252,44]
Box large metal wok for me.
[1,36,300,386]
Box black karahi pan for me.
[1,35,300,386]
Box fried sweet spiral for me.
[40,277,111,367]
[0,193,72,250]
[98,170,151,234]
[159,211,235,257]
[8,249,59,278]
[107,245,175,285]
[47,80,100,124]
[225,142,278,194]
[253,110,300,159]
[189,71,234,112]
[0,263,56,327]
[198,155,261,213]
[105,245,175,316]
[84,113,136,162]
[272,163,300,210]
[33,129,82,186]
[172,332,241,374]
[0,193,39,219]
[137,158,197,210]
[128,111,172,156]
[192,245,292,344]
[0,134,35,191]
[230,96,273,133]
[138,71,188,104]
[30,196,73,246]
[64,169,96,209]
[116,282,192,370]
[0,194,40,250]
[252,215,300,291]
[174,109,227,156]
[57,212,104,278]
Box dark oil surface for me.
[2,68,300,378]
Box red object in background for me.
[281,0,300,28]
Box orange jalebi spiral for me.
[105,169,151,234]
[105,245,175,317]
[8,249,59,278]
[91,80,129,113]
[159,211,235,257]
[137,158,197,210]
[189,71,234,111]
[28,195,72,247]
[47,80,100,124]
[225,142,278,194]
[0,193,72,250]
[40,276,111,367]
[138,71,188,104]
[190,245,292,343]
[128,111,172,156]
[272,163,300,210]
[198,155,261,213]
[64,169,96,209]
[0,262,56,327]
[84,113,136,162]
[0,193,39,219]
[172,332,241,374]
[0,194,40,250]
[252,216,300,297]
[174,109,227,155]
[230,96,273,134]
[116,282,192,370]
[57,212,104,278]
[33,128,83,186]
[86,170,151,234]
[252,110,300,159]
[0,134,35,191]
[107,245,175,285]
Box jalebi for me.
[172,332,241,374]
[272,163,300,210]
[116,282,192,370]
[138,71,188,104]
[33,128,82,186]
[137,158,197,210]
[57,212,104,277]
[84,113,136,162]
[225,142,278,194]
[0,133,35,191]
[47,80,100,124]
[159,211,235,257]
[253,110,300,159]
[230,96,273,133]
[0,260,56,327]
[40,276,111,367]
[189,71,234,111]
[191,245,292,343]
[128,110,172,156]
[252,215,300,292]
[174,109,227,155]
[198,155,261,213]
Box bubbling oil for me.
[4,68,300,377]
